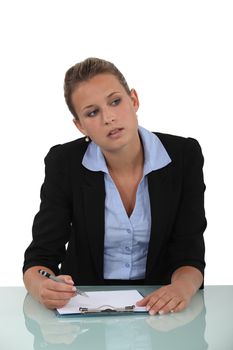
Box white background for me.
[0,0,232,286]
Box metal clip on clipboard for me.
[79,304,135,314]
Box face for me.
[72,73,140,154]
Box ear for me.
[130,89,139,112]
[73,118,87,136]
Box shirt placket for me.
[122,222,134,279]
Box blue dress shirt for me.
[82,126,171,280]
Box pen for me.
[38,269,88,297]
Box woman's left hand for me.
[136,280,195,315]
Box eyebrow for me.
[81,91,121,111]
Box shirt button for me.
[125,263,130,268]
[126,229,131,233]
[125,246,130,251]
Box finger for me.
[157,296,182,315]
[57,275,75,285]
[136,289,164,306]
[173,300,187,313]
[40,287,77,303]
[136,294,151,306]
[47,289,77,299]
[45,298,71,309]
[147,294,172,315]
[46,279,77,293]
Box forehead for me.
[71,73,125,108]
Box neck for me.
[103,134,144,175]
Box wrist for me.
[172,278,197,296]
[171,266,203,296]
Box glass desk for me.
[0,285,232,350]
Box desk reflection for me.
[23,291,208,350]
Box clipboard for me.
[56,289,148,317]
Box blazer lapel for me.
[82,168,105,281]
[146,163,174,277]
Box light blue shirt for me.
[82,126,171,280]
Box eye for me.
[111,98,121,106]
[87,109,98,117]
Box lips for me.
[107,128,123,137]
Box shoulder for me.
[45,137,89,165]
[154,132,204,162]
[155,131,201,151]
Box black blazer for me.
[23,132,206,285]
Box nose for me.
[102,107,115,124]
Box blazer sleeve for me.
[167,137,207,278]
[23,145,72,275]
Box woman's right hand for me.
[23,266,77,309]
[37,274,77,309]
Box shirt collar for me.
[82,126,171,174]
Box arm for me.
[23,146,75,308]
[137,138,206,314]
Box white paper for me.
[57,289,147,315]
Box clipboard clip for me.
[79,305,135,314]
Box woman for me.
[23,57,206,315]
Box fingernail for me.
[170,310,174,313]
[149,310,156,315]
[72,286,77,291]
[159,310,164,315]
